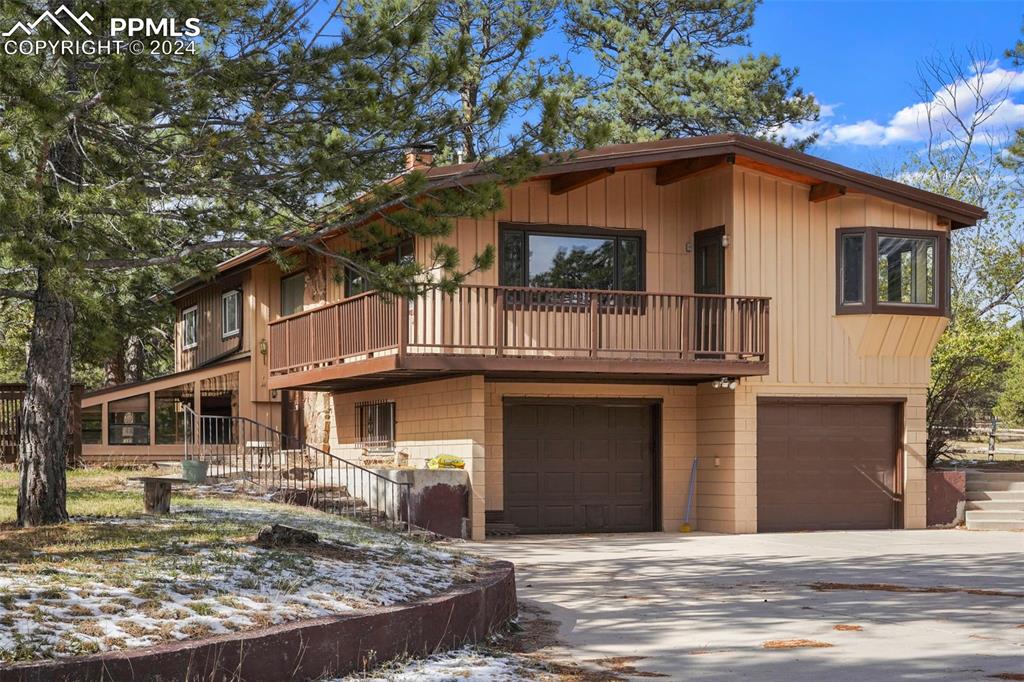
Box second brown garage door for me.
[757,400,900,532]
[503,400,657,534]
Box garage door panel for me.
[540,505,576,529]
[541,439,574,460]
[757,401,898,533]
[615,471,645,494]
[543,472,575,495]
[506,471,539,494]
[504,401,656,534]
[578,439,611,460]
[505,505,538,529]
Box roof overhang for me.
[170,134,986,298]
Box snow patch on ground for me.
[341,648,528,681]
[0,503,473,662]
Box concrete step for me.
[965,509,1024,522]
[966,480,1024,492]
[965,518,1024,531]
[965,499,1024,511]
[966,490,1024,501]
[966,471,1024,482]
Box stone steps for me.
[965,499,1024,511]
[965,472,1024,530]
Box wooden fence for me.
[0,384,84,466]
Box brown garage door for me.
[503,401,657,534]
[757,401,900,532]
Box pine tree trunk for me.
[17,270,74,527]
[124,335,145,383]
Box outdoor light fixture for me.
[712,377,739,390]
[721,234,731,248]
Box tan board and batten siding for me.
[389,165,942,536]
[144,159,945,538]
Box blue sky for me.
[748,1,1023,170]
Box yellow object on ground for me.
[427,455,465,469]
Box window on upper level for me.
[837,228,947,315]
[499,224,644,291]
[181,306,198,349]
[280,273,305,316]
[221,289,241,338]
[344,238,415,298]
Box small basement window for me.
[357,401,395,451]
[837,227,947,315]
[222,290,241,338]
[181,306,198,349]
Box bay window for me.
[837,228,947,315]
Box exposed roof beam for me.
[809,182,847,203]
[549,168,615,195]
[656,154,735,186]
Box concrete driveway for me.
[472,530,1024,680]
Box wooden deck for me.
[268,286,770,391]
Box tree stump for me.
[143,479,172,514]
[130,476,187,514]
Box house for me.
[81,134,985,540]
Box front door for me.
[693,227,725,357]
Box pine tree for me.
[0,0,555,525]
[563,0,819,145]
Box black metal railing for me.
[183,407,410,531]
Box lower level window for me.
[81,405,102,445]
[357,401,395,451]
[108,395,149,445]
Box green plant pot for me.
[181,459,208,484]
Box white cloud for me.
[778,62,1024,149]
[825,62,1024,148]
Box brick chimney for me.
[404,143,436,171]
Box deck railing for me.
[269,286,769,376]
[183,407,410,530]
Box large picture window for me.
[837,228,947,315]
[499,224,644,292]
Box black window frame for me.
[498,222,646,293]
[356,400,396,452]
[836,226,949,316]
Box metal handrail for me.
[183,406,411,531]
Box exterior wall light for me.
[711,377,739,390]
